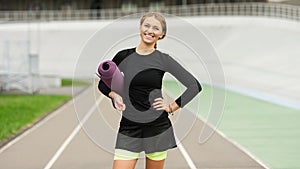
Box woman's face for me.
[140,16,163,46]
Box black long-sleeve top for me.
[98,48,201,124]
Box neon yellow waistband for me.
[114,149,167,161]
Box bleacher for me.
[0,1,299,22]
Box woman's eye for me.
[144,24,150,27]
[154,27,159,31]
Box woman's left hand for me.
[152,98,168,112]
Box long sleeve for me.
[98,80,111,98]
[97,48,135,98]
[163,54,202,107]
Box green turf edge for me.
[0,94,71,144]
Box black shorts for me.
[115,112,177,154]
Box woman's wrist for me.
[108,91,116,99]
[168,104,173,113]
[167,104,174,116]
[167,102,180,115]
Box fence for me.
[0,2,299,22]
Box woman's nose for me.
[146,27,154,33]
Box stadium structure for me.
[0,0,299,94]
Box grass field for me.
[0,95,71,143]
[0,79,85,144]
[61,79,90,86]
[163,80,300,169]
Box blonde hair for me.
[140,12,167,48]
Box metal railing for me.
[0,2,299,22]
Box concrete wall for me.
[0,16,299,105]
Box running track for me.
[0,86,267,169]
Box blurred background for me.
[0,0,299,94]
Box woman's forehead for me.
[143,16,162,27]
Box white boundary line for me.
[43,96,103,169]
[166,88,270,169]
[194,81,300,169]
[183,95,271,169]
[182,97,271,168]
[211,121,271,169]
[0,99,73,154]
[177,140,197,169]
[192,108,271,169]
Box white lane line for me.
[181,95,270,169]
[213,125,271,169]
[177,140,197,169]
[165,91,197,169]
[0,100,72,154]
[43,96,102,169]
[193,108,270,169]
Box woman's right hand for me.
[109,91,126,111]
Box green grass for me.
[163,80,300,169]
[61,79,90,86]
[0,94,71,142]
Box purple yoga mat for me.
[96,60,124,94]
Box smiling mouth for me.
[144,33,154,39]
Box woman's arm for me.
[152,54,201,114]
[98,80,111,98]
[97,48,135,110]
[109,91,126,111]
[164,54,202,109]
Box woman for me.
[98,12,201,169]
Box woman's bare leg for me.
[145,158,165,169]
[113,159,138,169]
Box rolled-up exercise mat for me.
[96,60,124,94]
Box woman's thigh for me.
[113,159,137,169]
[145,158,165,169]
